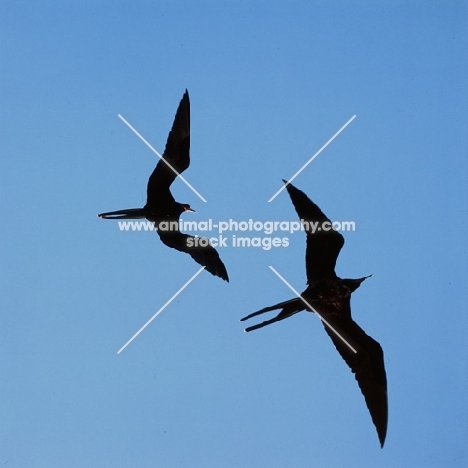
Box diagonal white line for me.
[268,115,356,202]
[117,266,206,354]
[118,114,207,203]
[268,266,357,354]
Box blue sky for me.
[1,1,467,467]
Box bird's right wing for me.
[284,182,344,282]
[321,314,388,447]
[146,90,191,206]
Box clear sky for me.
[1,1,467,467]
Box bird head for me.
[343,274,373,292]
[182,204,195,213]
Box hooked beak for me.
[344,274,374,293]
[98,208,146,219]
[356,274,374,286]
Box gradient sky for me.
[1,1,467,467]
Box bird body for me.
[98,90,229,282]
[241,181,387,447]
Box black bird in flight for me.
[98,90,229,282]
[241,181,387,447]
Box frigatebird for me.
[241,181,387,447]
[98,90,229,282]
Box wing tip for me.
[378,428,387,448]
[216,265,229,282]
[206,263,229,282]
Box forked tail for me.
[98,208,146,219]
[240,297,305,332]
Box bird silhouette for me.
[241,181,387,447]
[98,90,229,282]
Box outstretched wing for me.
[321,311,388,447]
[157,231,229,282]
[284,181,344,282]
[147,90,191,207]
